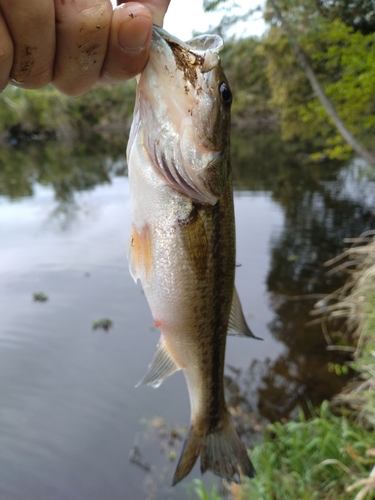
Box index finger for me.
[53,0,113,96]
[1,0,55,88]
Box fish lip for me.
[152,25,224,56]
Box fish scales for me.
[126,25,259,485]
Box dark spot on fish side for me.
[178,205,208,280]
[129,12,134,18]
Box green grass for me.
[243,402,375,499]
[193,402,375,499]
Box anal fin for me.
[228,287,263,340]
[136,336,180,388]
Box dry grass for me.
[311,231,375,499]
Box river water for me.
[0,132,374,499]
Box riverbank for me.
[244,234,375,500]
[195,234,375,500]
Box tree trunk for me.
[268,0,375,168]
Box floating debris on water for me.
[129,445,151,472]
[92,318,113,332]
[33,292,49,303]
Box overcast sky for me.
[164,0,265,39]
[111,1,265,40]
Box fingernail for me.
[118,16,151,52]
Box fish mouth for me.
[152,26,224,76]
[153,25,224,57]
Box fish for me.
[126,25,260,485]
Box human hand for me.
[0,0,170,96]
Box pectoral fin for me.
[136,336,180,388]
[227,287,262,340]
[128,224,153,283]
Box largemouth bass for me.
[126,26,259,485]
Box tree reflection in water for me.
[1,130,374,427]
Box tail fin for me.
[172,417,255,486]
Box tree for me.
[315,0,375,34]
[204,0,375,165]
[265,0,375,166]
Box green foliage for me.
[261,14,375,160]
[203,0,228,12]
[316,0,375,34]
[328,362,349,376]
[190,479,223,500]
[199,0,375,160]
[220,36,273,125]
[0,86,72,135]
[0,80,136,138]
[203,0,262,35]
[307,21,375,150]
[260,29,322,143]
[245,402,375,499]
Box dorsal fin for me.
[136,336,180,388]
[228,287,263,340]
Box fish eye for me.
[219,82,232,104]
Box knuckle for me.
[17,1,53,24]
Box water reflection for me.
[0,132,127,203]
[1,131,374,497]
[229,132,375,422]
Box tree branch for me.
[268,0,375,168]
